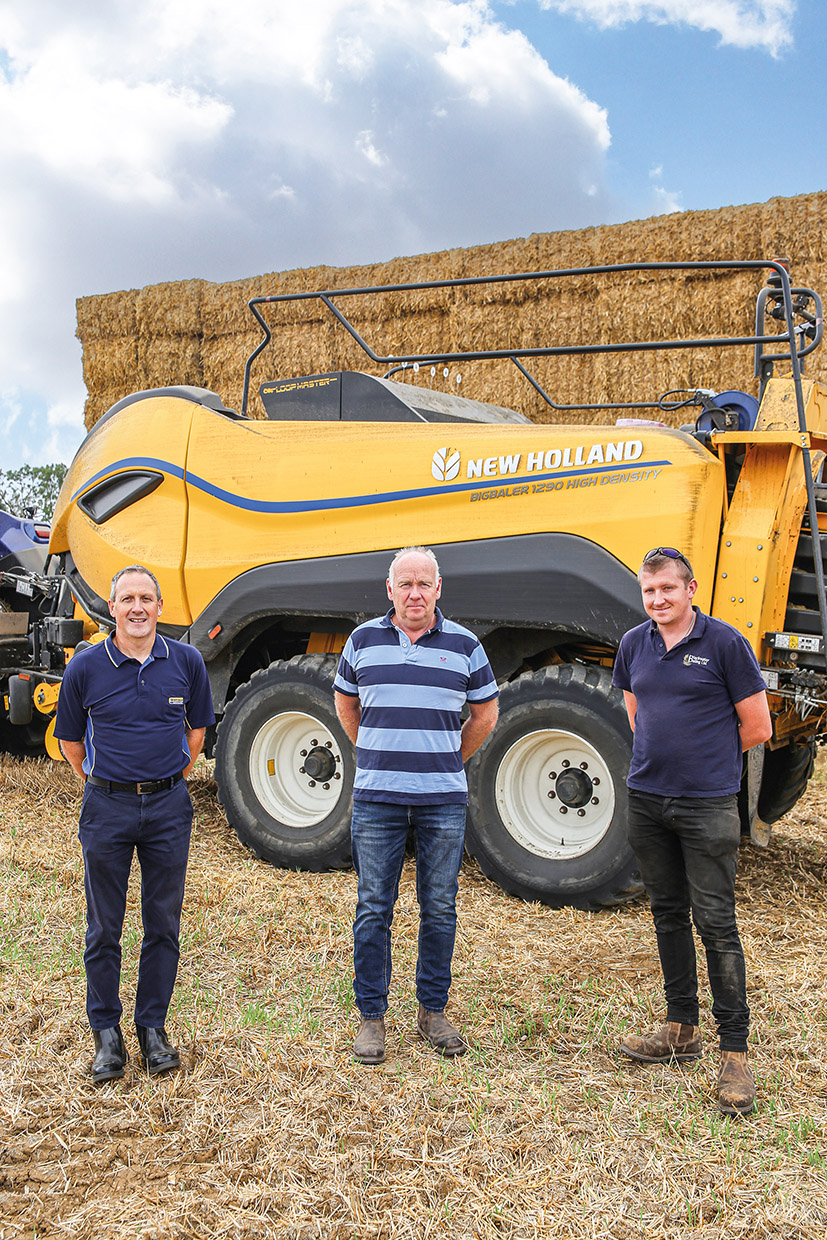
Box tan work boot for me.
[417,1004,467,1057]
[620,1021,702,1063]
[717,1051,756,1116]
[353,1016,385,1065]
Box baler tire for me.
[0,713,49,758]
[465,663,642,909]
[215,655,354,871]
[757,738,816,825]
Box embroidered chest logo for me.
[683,654,710,667]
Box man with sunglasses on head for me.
[612,547,771,1116]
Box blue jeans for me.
[350,800,467,1017]
[79,781,192,1029]
[627,791,749,1052]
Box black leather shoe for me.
[91,1026,127,1083]
[135,1025,181,1075]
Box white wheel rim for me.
[249,710,344,828]
[495,728,615,860]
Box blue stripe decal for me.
[70,458,185,503]
[71,455,672,514]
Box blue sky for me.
[504,1,824,214]
[0,0,822,472]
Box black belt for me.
[87,772,184,796]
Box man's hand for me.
[335,691,361,746]
[461,698,499,762]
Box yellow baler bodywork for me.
[50,397,194,622]
[50,392,726,625]
[711,379,827,659]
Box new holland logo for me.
[431,447,461,481]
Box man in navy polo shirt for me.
[334,546,499,1065]
[613,548,771,1116]
[54,565,214,1083]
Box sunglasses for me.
[643,547,693,570]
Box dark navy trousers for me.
[78,780,192,1029]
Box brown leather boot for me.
[353,1017,385,1065]
[416,1004,467,1057]
[620,1021,702,1063]
[717,1051,756,1116]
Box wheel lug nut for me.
[548,771,557,780]
[592,777,600,786]
[580,762,588,770]
[334,772,341,780]
[323,783,330,790]
[325,741,333,748]
[308,780,316,787]
[299,766,306,774]
[591,797,599,805]
[562,759,570,768]
[311,739,318,746]
[547,791,556,799]
[300,750,308,757]
[559,806,568,814]
[577,809,586,817]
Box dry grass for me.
[0,754,825,1239]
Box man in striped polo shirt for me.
[334,546,499,1065]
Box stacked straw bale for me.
[76,192,827,432]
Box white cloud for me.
[47,399,85,431]
[0,0,622,466]
[2,69,231,205]
[356,130,388,168]
[438,20,610,136]
[1,390,22,437]
[648,164,682,214]
[652,185,682,213]
[537,1,796,54]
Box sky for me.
[0,0,824,471]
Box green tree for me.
[0,464,68,520]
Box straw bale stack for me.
[76,289,137,341]
[76,191,827,433]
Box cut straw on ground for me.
[0,753,825,1239]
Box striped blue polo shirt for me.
[334,607,498,805]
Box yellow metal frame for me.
[710,379,827,660]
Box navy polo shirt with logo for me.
[334,607,498,805]
[54,633,215,783]
[612,608,767,797]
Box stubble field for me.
[0,755,825,1240]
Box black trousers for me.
[79,780,192,1029]
[627,790,749,1052]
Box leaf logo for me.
[432,447,460,481]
